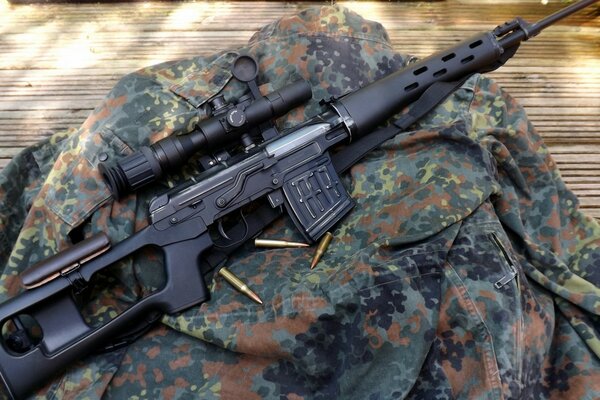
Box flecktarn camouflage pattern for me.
[1,5,600,400]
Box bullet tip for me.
[249,291,264,305]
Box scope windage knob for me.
[99,147,162,199]
[226,107,247,128]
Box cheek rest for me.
[20,233,111,290]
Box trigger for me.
[217,220,232,240]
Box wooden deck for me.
[0,1,599,215]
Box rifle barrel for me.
[529,0,598,37]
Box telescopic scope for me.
[100,79,312,199]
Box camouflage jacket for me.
[1,5,599,400]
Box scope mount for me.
[197,54,280,170]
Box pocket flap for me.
[43,127,131,228]
[168,51,239,108]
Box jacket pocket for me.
[437,219,526,399]
[42,127,131,229]
[41,51,242,230]
[437,260,503,400]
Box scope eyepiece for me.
[99,79,312,199]
[99,149,154,199]
[99,142,187,199]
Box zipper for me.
[489,231,524,392]
[490,232,517,289]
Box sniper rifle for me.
[0,0,597,398]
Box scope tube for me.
[100,79,312,199]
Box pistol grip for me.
[282,153,354,242]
